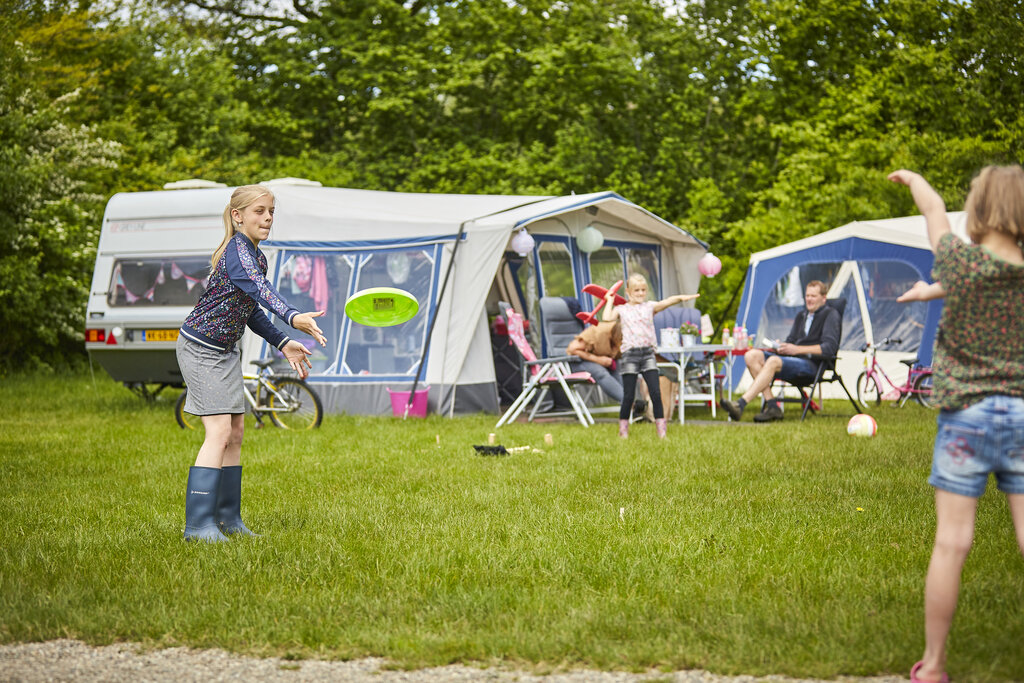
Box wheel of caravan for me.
[267,378,323,429]
[914,372,935,409]
[174,389,200,430]
[856,371,881,407]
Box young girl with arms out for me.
[889,166,1024,683]
[603,274,698,439]
[176,185,327,543]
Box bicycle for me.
[856,337,934,409]
[175,358,323,430]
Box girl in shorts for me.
[603,273,698,439]
[176,184,327,542]
[889,166,1024,683]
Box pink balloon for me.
[698,252,722,277]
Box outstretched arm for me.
[887,170,950,251]
[652,293,699,314]
[602,292,619,322]
[897,280,946,302]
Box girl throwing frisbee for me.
[176,184,327,542]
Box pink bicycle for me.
[856,337,934,409]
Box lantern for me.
[698,252,722,277]
[510,229,535,256]
[575,225,604,253]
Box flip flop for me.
[910,661,949,683]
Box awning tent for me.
[96,183,707,415]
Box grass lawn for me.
[1,371,1021,681]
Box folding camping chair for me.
[495,307,596,428]
[771,297,861,420]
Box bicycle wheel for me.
[174,389,200,430]
[914,371,935,409]
[267,378,323,429]
[856,371,882,407]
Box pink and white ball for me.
[847,413,878,437]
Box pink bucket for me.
[387,387,429,418]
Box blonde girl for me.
[175,185,327,542]
[603,274,698,438]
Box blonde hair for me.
[626,273,648,292]
[964,165,1024,244]
[211,184,275,268]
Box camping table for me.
[655,343,734,424]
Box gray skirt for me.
[175,336,245,415]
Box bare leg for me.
[918,489,978,682]
[741,350,783,403]
[1008,493,1024,556]
[194,414,244,468]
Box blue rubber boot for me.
[216,465,258,537]
[184,466,229,543]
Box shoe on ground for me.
[753,402,784,422]
[720,399,743,421]
[910,661,948,683]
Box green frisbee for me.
[345,287,419,327]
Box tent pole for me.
[714,274,746,335]
[405,220,468,418]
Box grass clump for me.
[1,371,1021,680]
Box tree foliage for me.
[2,0,1023,369]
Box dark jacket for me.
[785,304,841,360]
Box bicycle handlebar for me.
[861,337,904,352]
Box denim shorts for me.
[619,346,658,375]
[930,395,1024,497]
[763,351,819,385]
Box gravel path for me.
[0,640,908,683]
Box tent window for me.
[269,246,437,377]
[758,261,926,353]
[271,253,353,375]
[107,258,209,307]
[626,248,660,300]
[585,244,660,299]
[537,240,576,298]
[857,260,927,353]
[587,246,624,292]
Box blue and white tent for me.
[732,213,968,395]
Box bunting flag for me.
[112,261,207,301]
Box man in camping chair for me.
[720,280,840,422]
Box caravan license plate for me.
[143,329,179,342]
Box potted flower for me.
[679,322,700,346]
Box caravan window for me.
[267,246,437,377]
[107,258,210,307]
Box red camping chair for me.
[495,308,596,428]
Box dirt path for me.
[0,640,909,683]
